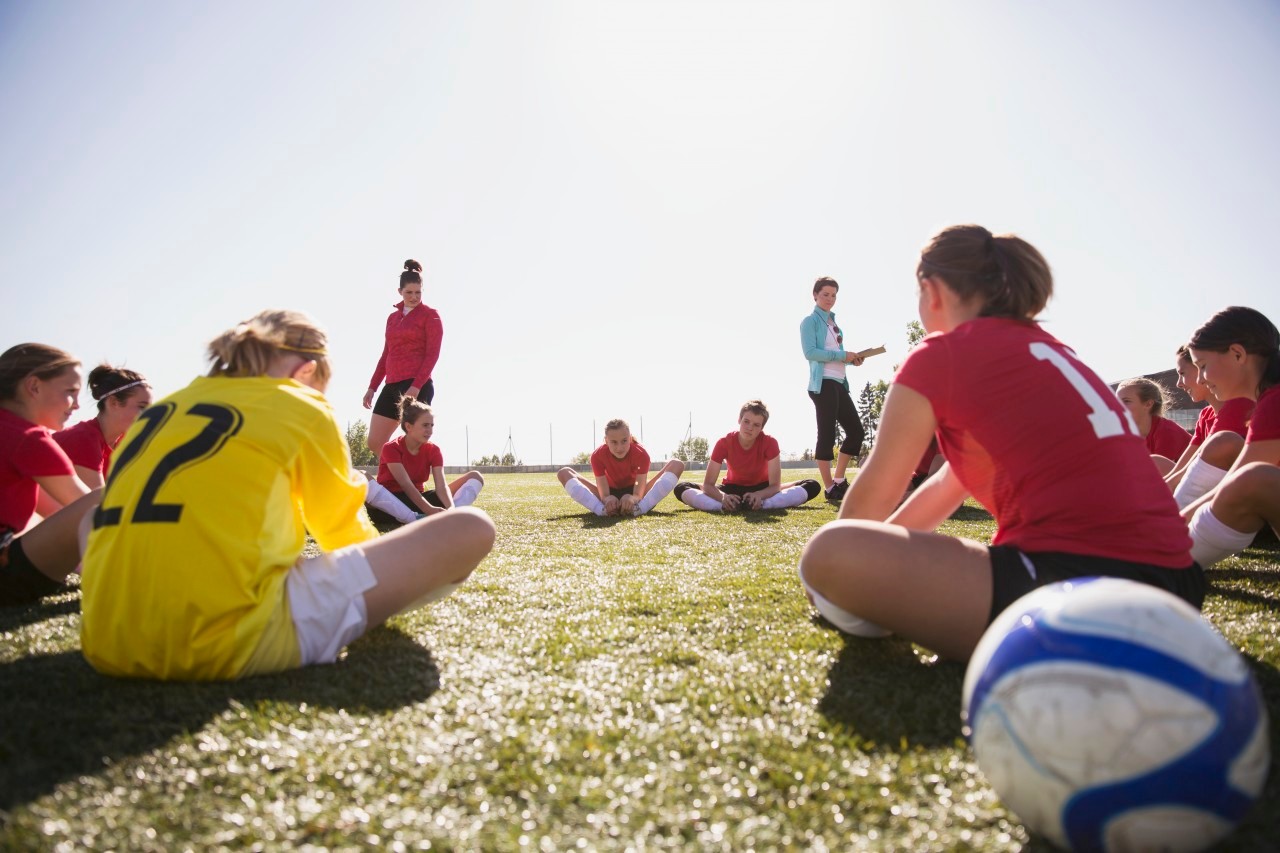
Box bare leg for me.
[833,451,854,481]
[18,490,103,582]
[816,459,834,490]
[367,413,400,457]
[642,460,686,493]
[1151,455,1175,477]
[447,470,485,494]
[1208,463,1280,535]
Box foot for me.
[824,480,848,503]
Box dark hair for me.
[739,399,770,425]
[604,418,629,434]
[206,309,331,386]
[398,396,432,428]
[400,259,423,289]
[1189,306,1280,395]
[88,364,149,412]
[813,276,839,296]
[917,224,1053,321]
[0,343,80,402]
[1175,344,1191,363]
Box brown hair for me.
[0,343,80,402]
[1188,306,1280,396]
[604,418,629,434]
[1117,377,1172,418]
[205,309,331,387]
[739,399,770,425]
[398,396,433,429]
[813,276,839,296]
[400,259,423,289]
[1175,344,1191,364]
[917,224,1052,321]
[88,364,149,412]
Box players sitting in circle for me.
[797,225,1203,661]
[79,309,494,680]
[1180,307,1280,567]
[364,397,484,526]
[1114,377,1191,476]
[675,400,821,512]
[55,363,152,490]
[557,419,684,517]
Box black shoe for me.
[824,480,848,502]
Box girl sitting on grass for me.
[0,343,98,606]
[1114,377,1190,475]
[365,397,484,526]
[557,418,684,517]
[55,363,152,490]
[80,309,493,680]
[798,225,1201,661]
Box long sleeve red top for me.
[368,301,443,391]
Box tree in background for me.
[570,450,591,465]
[672,436,710,463]
[475,452,523,466]
[346,421,376,466]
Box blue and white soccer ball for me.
[962,577,1269,852]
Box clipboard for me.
[851,346,886,359]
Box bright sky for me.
[3,1,1278,464]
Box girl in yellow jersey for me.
[80,310,494,680]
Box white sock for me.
[761,485,809,509]
[635,472,677,515]
[365,479,417,524]
[1189,505,1256,567]
[452,479,482,507]
[801,576,892,638]
[403,581,463,614]
[565,478,606,516]
[833,477,846,485]
[1173,456,1229,509]
[681,488,723,512]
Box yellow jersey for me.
[81,376,378,679]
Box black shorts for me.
[372,378,435,420]
[0,532,66,606]
[987,546,1207,624]
[719,482,770,496]
[607,486,634,500]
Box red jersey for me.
[893,317,1191,567]
[54,418,114,475]
[1144,415,1191,460]
[1246,385,1280,447]
[368,301,443,390]
[1190,406,1216,447]
[1213,397,1255,437]
[590,440,651,489]
[376,436,444,493]
[712,431,780,486]
[0,408,76,532]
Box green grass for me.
[2,471,1277,850]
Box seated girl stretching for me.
[80,310,494,680]
[798,225,1201,661]
[1164,345,1220,492]
[55,364,152,490]
[1180,307,1280,567]
[675,400,821,512]
[364,397,484,526]
[1114,377,1190,475]
[0,343,97,605]
[557,419,684,516]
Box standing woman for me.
[800,276,866,502]
[55,364,153,489]
[363,259,443,456]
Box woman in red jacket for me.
[363,259,444,456]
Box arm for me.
[432,465,455,510]
[368,337,389,397]
[389,462,439,515]
[409,309,444,398]
[887,462,969,531]
[296,420,380,549]
[34,474,91,512]
[745,457,783,508]
[701,460,733,507]
[1163,441,1201,490]
[800,315,844,363]
[73,464,104,490]
[596,475,620,516]
[840,383,943,522]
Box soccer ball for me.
[962,577,1269,851]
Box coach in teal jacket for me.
[800,277,866,500]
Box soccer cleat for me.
[824,480,848,502]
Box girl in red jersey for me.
[1180,307,1280,566]
[675,401,821,512]
[557,419,685,516]
[365,398,483,526]
[1164,345,1220,492]
[1114,377,1191,475]
[798,225,1201,660]
[0,343,99,605]
[363,259,444,456]
[55,364,152,489]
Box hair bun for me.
[404,259,422,273]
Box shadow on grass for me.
[0,595,81,632]
[948,504,995,523]
[815,618,965,749]
[0,625,439,813]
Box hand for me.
[845,353,864,366]
[603,495,621,516]
[745,492,764,510]
[721,493,741,511]
[620,494,639,515]
[362,389,375,409]
[405,385,421,400]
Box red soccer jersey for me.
[0,408,76,532]
[590,440,651,490]
[1212,397,1255,437]
[376,436,444,493]
[712,431,780,486]
[54,418,113,475]
[893,317,1191,567]
[1144,415,1191,460]
[1246,385,1280,448]
[1190,406,1216,447]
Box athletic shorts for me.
[719,481,770,497]
[286,544,379,667]
[987,545,1206,624]
[607,486,633,500]
[392,489,444,510]
[372,378,435,419]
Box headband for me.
[98,379,147,400]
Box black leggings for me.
[808,379,865,462]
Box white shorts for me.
[286,544,379,665]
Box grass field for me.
[2,471,1277,851]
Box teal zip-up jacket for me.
[800,306,847,393]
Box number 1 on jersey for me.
[1029,342,1138,440]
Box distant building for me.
[1110,368,1206,431]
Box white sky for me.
[3,1,1278,463]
